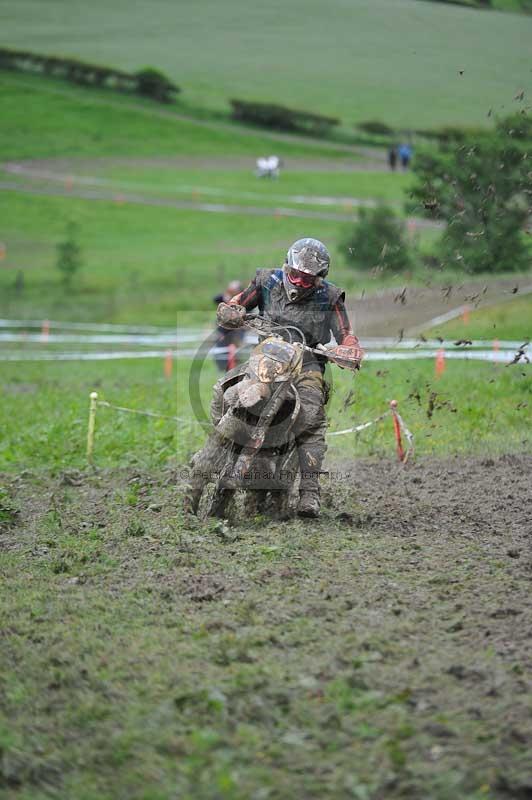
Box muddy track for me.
[4,155,388,173]
[0,180,384,224]
[1,455,530,798]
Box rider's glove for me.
[217,302,246,329]
[329,335,364,370]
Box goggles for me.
[286,267,316,289]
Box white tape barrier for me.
[1,320,527,351]
[0,318,182,334]
[327,411,389,437]
[86,393,412,464]
[97,399,197,425]
[0,332,203,345]
[1,347,528,363]
[328,405,413,455]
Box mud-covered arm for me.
[329,296,364,368]
[216,277,260,328]
[229,278,259,311]
[330,295,360,347]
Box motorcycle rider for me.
[216,237,363,519]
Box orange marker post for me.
[435,348,445,378]
[41,319,50,343]
[164,350,173,379]
[461,306,470,325]
[493,339,500,364]
[390,400,405,463]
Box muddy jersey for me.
[233,268,354,368]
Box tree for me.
[341,204,414,273]
[409,112,531,274]
[56,222,82,288]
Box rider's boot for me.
[297,444,324,519]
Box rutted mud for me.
[1,455,531,798]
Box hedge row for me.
[230,99,339,136]
[1,48,339,137]
[356,119,496,143]
[424,0,532,9]
[0,48,180,103]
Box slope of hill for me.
[1,0,530,129]
[0,72,360,161]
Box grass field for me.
[426,295,532,342]
[1,8,531,797]
[2,73,530,326]
[0,70,415,327]
[1,356,531,799]
[0,161,414,216]
[0,74,412,324]
[1,0,531,129]
[0,73,354,161]
[89,166,412,207]
[0,190,351,324]
[1,358,529,473]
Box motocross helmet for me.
[283,238,330,302]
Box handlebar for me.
[243,315,360,372]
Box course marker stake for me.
[86,391,98,464]
[164,350,173,378]
[435,348,445,377]
[41,319,50,342]
[390,400,405,462]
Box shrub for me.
[134,67,180,103]
[409,112,531,273]
[341,204,414,273]
[230,99,339,136]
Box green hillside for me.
[0,73,351,161]
[1,0,530,129]
[0,73,417,324]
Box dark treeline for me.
[0,48,180,103]
[230,99,340,136]
[424,0,532,10]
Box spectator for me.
[388,146,398,171]
[213,280,245,371]
[398,143,413,170]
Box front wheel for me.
[207,484,235,519]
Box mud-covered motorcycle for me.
[185,316,359,519]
